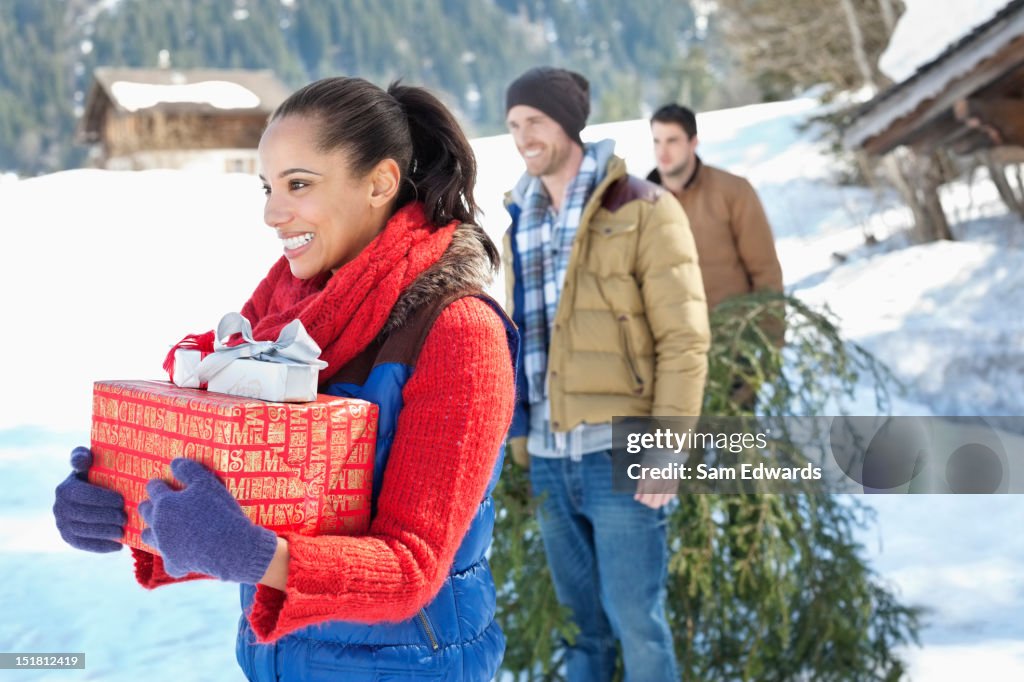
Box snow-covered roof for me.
[879,0,1012,82]
[846,0,1024,153]
[109,80,262,113]
[81,68,290,136]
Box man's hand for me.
[634,447,681,509]
[634,478,678,510]
[507,437,530,469]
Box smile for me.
[281,233,314,249]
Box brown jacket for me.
[648,159,782,309]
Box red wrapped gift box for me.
[89,380,377,553]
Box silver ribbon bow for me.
[189,312,328,385]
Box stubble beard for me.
[533,143,572,179]
[660,158,691,180]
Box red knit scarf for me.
[235,202,456,381]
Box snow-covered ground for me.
[2,93,1022,679]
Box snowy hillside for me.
[2,96,1023,680]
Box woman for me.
[52,77,517,681]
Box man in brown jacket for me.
[649,104,784,409]
[647,103,783,310]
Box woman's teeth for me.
[282,233,314,249]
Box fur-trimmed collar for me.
[381,223,498,335]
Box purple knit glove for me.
[138,458,278,583]
[53,447,127,553]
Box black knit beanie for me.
[505,67,590,145]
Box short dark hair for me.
[651,103,697,139]
[270,77,479,229]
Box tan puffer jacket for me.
[504,155,710,440]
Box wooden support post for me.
[883,148,954,243]
[981,148,1024,218]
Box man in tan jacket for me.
[503,67,709,682]
[647,103,783,310]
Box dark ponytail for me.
[386,81,479,228]
[268,76,480,230]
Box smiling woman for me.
[258,115,393,279]
[51,77,517,682]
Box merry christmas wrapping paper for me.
[89,380,376,553]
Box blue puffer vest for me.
[234,281,518,681]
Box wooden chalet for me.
[844,1,1024,239]
[845,0,1024,156]
[78,67,291,172]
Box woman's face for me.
[258,115,389,279]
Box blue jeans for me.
[530,451,679,682]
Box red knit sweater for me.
[134,296,515,642]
